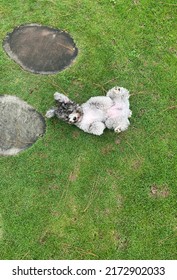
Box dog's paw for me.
[114,127,122,133]
[114,86,121,93]
[113,86,130,97]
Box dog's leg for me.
[86,96,113,110]
[105,118,114,130]
[54,92,70,103]
[106,87,129,101]
[88,121,106,136]
[114,119,130,133]
[45,108,56,118]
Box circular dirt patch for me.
[0,95,46,156]
[3,24,78,74]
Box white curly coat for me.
[46,86,132,136]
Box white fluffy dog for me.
[46,86,132,136]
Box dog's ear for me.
[76,106,83,114]
[61,103,67,109]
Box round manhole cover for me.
[0,95,46,156]
[3,24,78,74]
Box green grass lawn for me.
[0,0,177,260]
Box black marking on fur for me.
[54,100,80,123]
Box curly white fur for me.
[73,96,113,135]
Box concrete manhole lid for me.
[3,24,78,74]
[0,95,46,156]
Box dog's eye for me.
[73,117,77,121]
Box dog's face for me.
[54,102,78,123]
[68,107,83,124]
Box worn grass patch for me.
[0,0,177,260]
